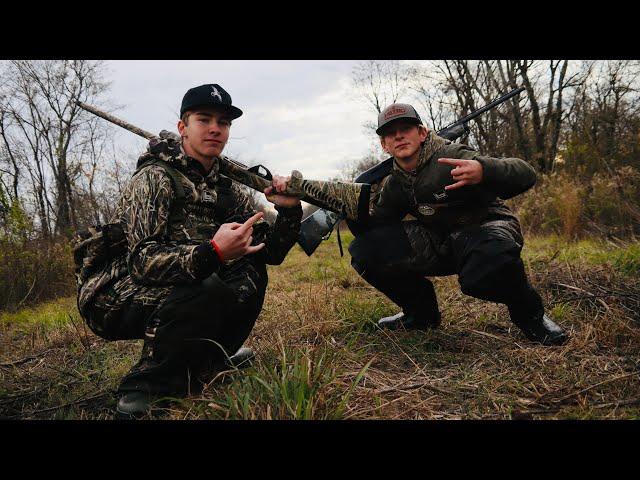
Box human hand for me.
[148,130,182,155]
[438,158,484,190]
[211,212,266,261]
[264,174,301,208]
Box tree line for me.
[349,60,640,180]
[0,60,132,242]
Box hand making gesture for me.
[438,158,484,191]
[211,212,266,261]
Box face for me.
[379,121,427,164]
[177,107,231,162]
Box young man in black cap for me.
[348,103,568,346]
[77,84,303,418]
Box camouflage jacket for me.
[370,130,537,230]
[78,133,302,313]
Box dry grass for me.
[1,233,639,420]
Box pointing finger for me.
[438,158,466,167]
[445,180,467,191]
[238,212,264,233]
[240,227,253,240]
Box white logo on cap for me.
[211,86,222,101]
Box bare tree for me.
[406,62,458,133]
[0,60,111,238]
[340,148,388,182]
[417,60,587,172]
[564,61,640,173]
[352,60,411,133]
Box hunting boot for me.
[114,350,256,419]
[225,347,255,369]
[115,334,185,420]
[190,347,257,393]
[508,287,568,346]
[377,310,442,331]
[378,280,441,331]
[116,391,156,420]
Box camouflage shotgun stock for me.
[75,101,370,222]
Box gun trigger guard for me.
[248,164,273,181]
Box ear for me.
[177,120,186,138]
[380,136,389,154]
[418,125,428,142]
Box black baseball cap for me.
[180,83,243,119]
[376,103,423,135]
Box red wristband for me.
[210,239,224,262]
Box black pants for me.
[348,218,542,317]
[85,269,267,396]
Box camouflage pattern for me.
[218,164,369,222]
[77,131,302,325]
[73,223,127,288]
[76,101,157,141]
[286,171,370,222]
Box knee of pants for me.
[349,224,411,275]
[458,239,524,299]
[349,237,376,275]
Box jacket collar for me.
[137,133,220,187]
[392,130,448,183]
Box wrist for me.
[192,241,222,279]
[474,156,496,185]
[210,238,225,262]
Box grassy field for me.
[1,232,639,420]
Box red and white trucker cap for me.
[376,103,423,135]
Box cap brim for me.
[226,105,243,120]
[181,104,243,120]
[376,116,421,135]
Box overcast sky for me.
[106,61,383,180]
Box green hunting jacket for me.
[370,130,537,230]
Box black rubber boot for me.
[378,309,441,331]
[509,305,569,346]
[115,391,153,420]
[508,286,568,346]
[377,277,441,331]
[225,347,255,369]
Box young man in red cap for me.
[77,84,302,418]
[348,103,568,346]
